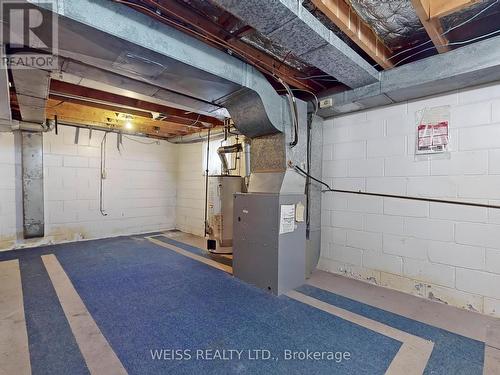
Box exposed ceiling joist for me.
[119,0,324,92]
[45,99,193,137]
[430,0,482,18]
[310,0,394,69]
[411,0,450,53]
[50,80,220,128]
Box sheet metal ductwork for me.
[36,0,288,139]
[211,0,379,88]
[318,34,500,116]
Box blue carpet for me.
[9,235,400,374]
[151,234,233,267]
[0,234,485,374]
[20,256,90,375]
[297,284,484,375]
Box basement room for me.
[1,0,500,374]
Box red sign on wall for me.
[416,121,449,154]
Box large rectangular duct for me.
[21,132,44,238]
[318,34,500,116]
[211,0,379,88]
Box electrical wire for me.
[293,165,500,210]
[394,27,500,67]
[99,132,109,216]
[277,77,299,147]
[373,0,499,67]
[113,0,313,91]
[276,88,319,115]
[123,135,160,144]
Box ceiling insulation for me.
[182,0,313,72]
[345,0,426,50]
[441,0,500,31]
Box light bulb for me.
[125,121,133,130]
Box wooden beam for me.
[45,99,196,137]
[411,0,450,53]
[50,80,221,127]
[430,0,481,19]
[310,0,394,69]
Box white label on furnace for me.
[279,204,295,234]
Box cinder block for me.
[323,160,348,178]
[405,217,454,241]
[346,194,383,214]
[385,156,430,177]
[385,115,411,137]
[403,258,455,288]
[431,151,488,176]
[486,248,500,274]
[428,241,485,269]
[367,136,406,158]
[384,198,429,218]
[333,112,367,127]
[331,211,363,230]
[380,272,427,297]
[323,144,333,160]
[331,177,365,191]
[383,233,428,260]
[366,177,407,195]
[456,222,500,249]
[489,150,500,174]
[429,202,487,223]
[484,297,500,318]
[493,100,500,123]
[363,250,403,275]
[323,124,348,143]
[459,125,500,150]
[348,158,384,177]
[346,120,384,141]
[331,244,362,266]
[456,268,500,299]
[458,176,500,200]
[346,230,382,251]
[407,176,458,198]
[332,141,366,160]
[365,214,404,235]
[451,101,491,128]
[63,156,88,168]
[426,284,483,312]
[458,83,500,104]
[44,154,63,167]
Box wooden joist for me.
[310,0,394,69]
[411,0,450,53]
[429,0,481,19]
[45,99,197,137]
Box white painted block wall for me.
[320,82,500,318]
[0,125,178,249]
[0,133,18,249]
[175,143,206,236]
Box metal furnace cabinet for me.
[233,192,306,295]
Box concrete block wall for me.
[0,125,178,250]
[42,126,177,242]
[175,143,206,236]
[320,82,500,318]
[0,133,19,249]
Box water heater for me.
[207,175,243,252]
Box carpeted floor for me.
[0,234,485,374]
